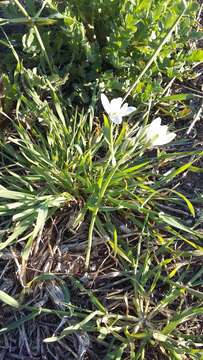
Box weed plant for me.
[0,0,202,359]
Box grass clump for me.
[0,0,202,359]
[0,77,202,358]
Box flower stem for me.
[110,122,116,167]
[85,163,120,269]
[85,209,98,270]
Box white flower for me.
[101,94,136,124]
[144,117,176,147]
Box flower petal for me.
[153,132,176,146]
[148,117,162,133]
[158,125,168,135]
[110,97,123,112]
[154,125,168,142]
[101,94,111,114]
[120,103,128,116]
[121,106,136,116]
[110,114,123,124]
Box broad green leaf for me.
[187,49,203,62]
[162,307,203,335]
[190,165,203,173]
[44,311,99,342]
[159,213,199,237]
[13,208,37,221]
[0,290,20,308]
[137,0,152,12]
[113,227,118,257]
[160,93,194,102]
[115,122,128,146]
[125,327,149,339]
[27,273,56,287]
[168,228,203,251]
[0,218,34,250]
[163,162,193,181]
[152,331,168,342]
[172,190,195,217]
[169,262,187,278]
[103,114,111,145]
[43,336,59,343]
[121,162,149,174]
[0,186,34,200]
[32,206,48,239]
[0,311,40,334]
[189,30,203,40]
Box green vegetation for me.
[0,0,202,359]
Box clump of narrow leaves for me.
[0,0,202,359]
[0,78,201,262]
[0,76,202,358]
